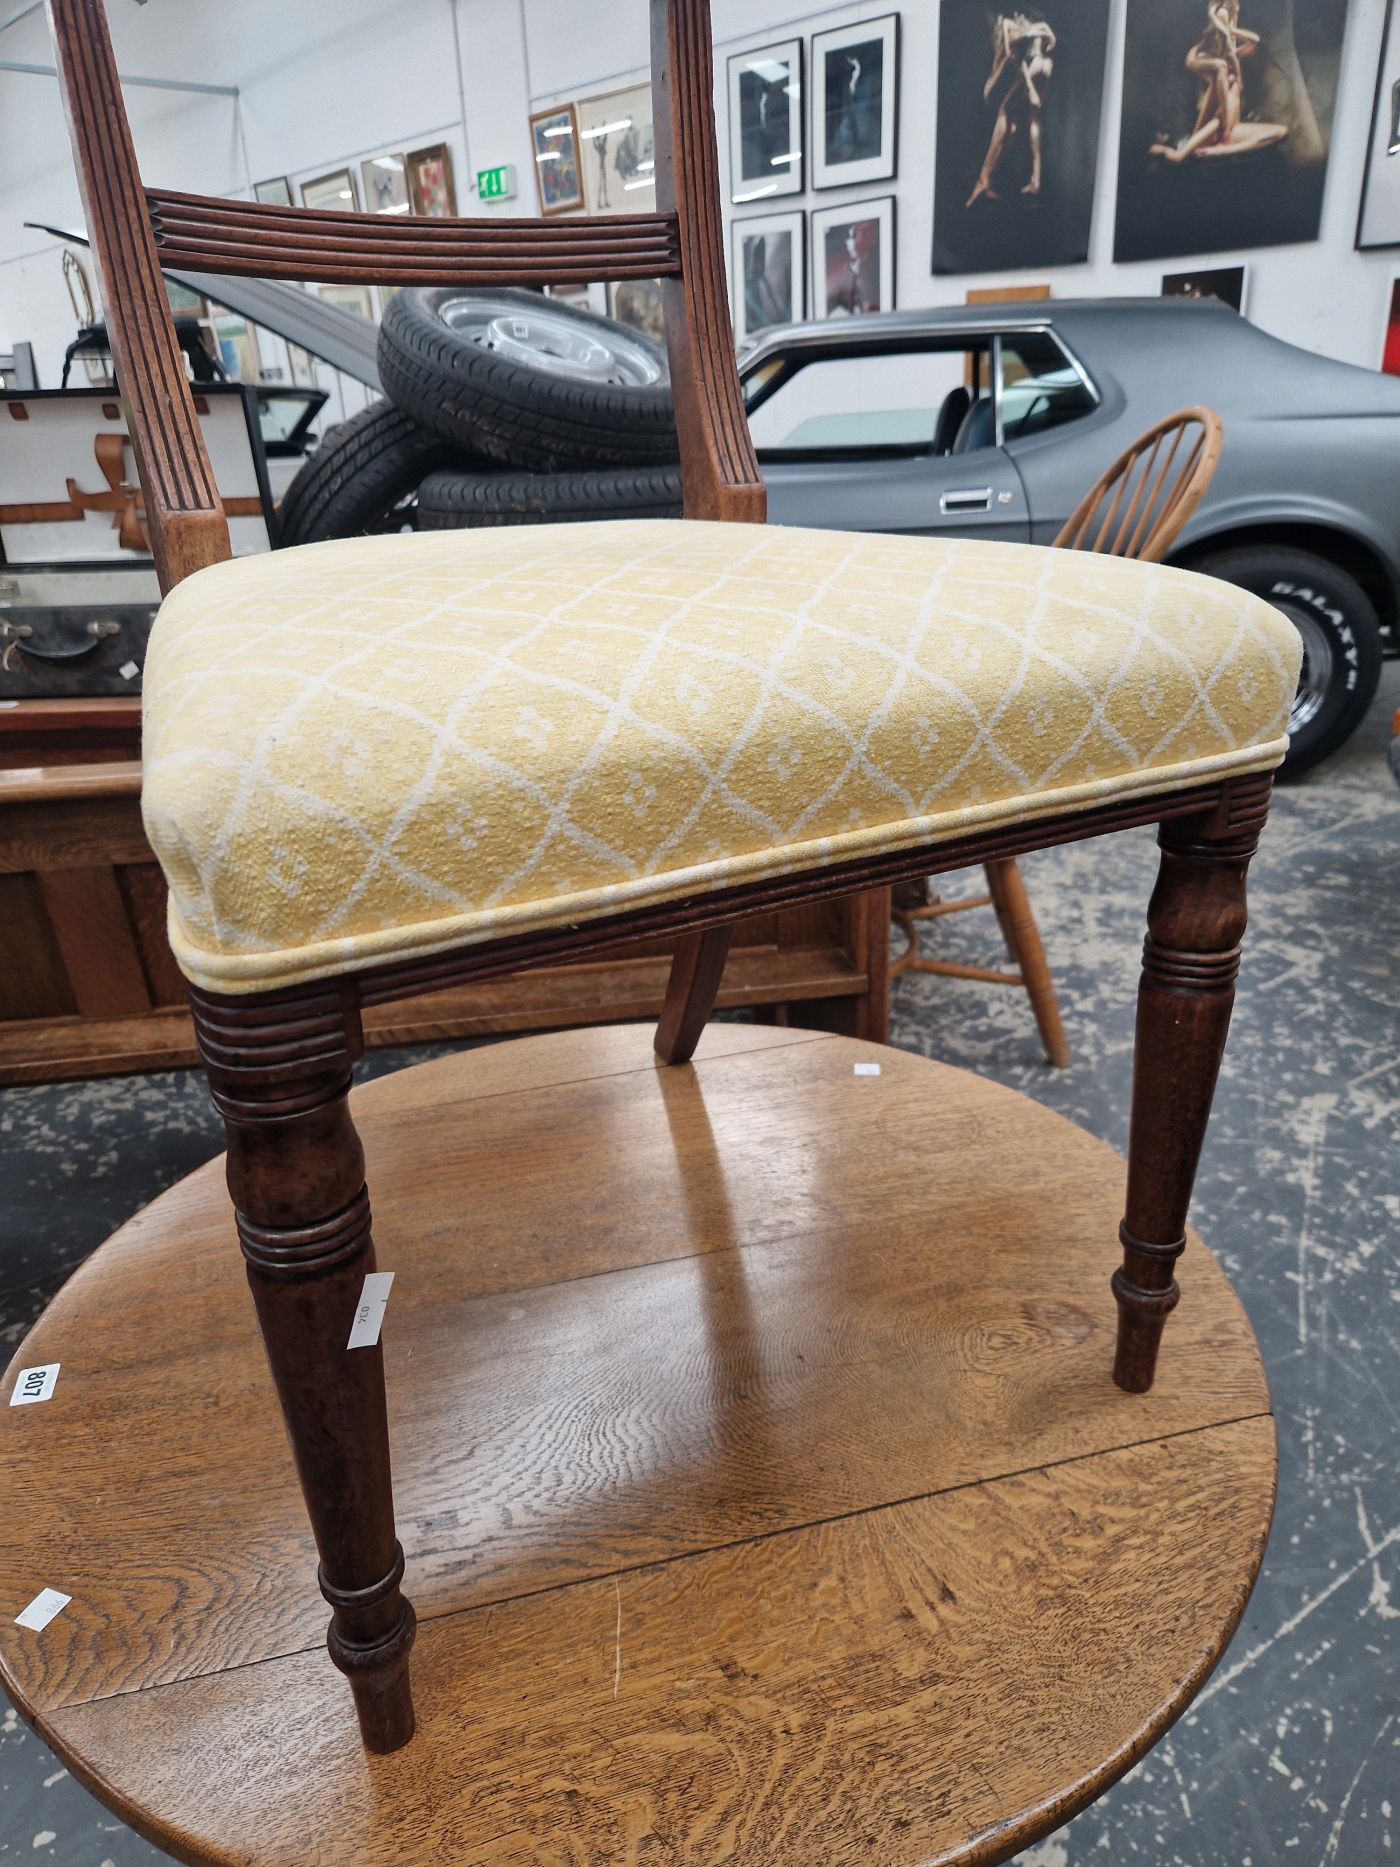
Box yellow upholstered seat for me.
[141,519,1300,994]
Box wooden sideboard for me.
[0,703,890,1086]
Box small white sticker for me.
[118,660,139,681]
[9,1363,59,1407]
[15,1589,70,1632]
[347,1272,394,1350]
[853,1062,881,1076]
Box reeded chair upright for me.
[47,0,1298,1756]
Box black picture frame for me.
[811,14,899,191]
[727,39,803,204]
[1358,0,1400,249]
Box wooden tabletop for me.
[0,1023,1275,1866]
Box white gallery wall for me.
[0,0,1395,392]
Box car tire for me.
[1190,546,1384,776]
[277,400,468,547]
[377,287,678,472]
[417,464,684,529]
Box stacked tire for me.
[277,287,681,545]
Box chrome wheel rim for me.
[437,297,664,386]
[1275,602,1334,735]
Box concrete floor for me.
[1,662,1397,1866]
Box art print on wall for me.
[361,153,410,215]
[811,197,895,317]
[530,105,584,215]
[728,39,803,203]
[811,15,899,190]
[301,169,357,213]
[1357,0,1400,247]
[607,279,666,340]
[407,144,457,218]
[578,86,655,214]
[732,210,806,343]
[253,177,293,207]
[1114,0,1349,264]
[932,0,1110,276]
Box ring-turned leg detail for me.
[190,982,417,1753]
[1115,775,1271,1394]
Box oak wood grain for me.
[0,1027,1269,1723]
[37,1417,1274,1867]
[37,864,153,1017]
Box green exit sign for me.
[477,164,517,201]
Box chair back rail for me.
[46,0,763,597]
[145,192,683,286]
[1052,407,1223,564]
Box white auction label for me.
[853,1062,881,1076]
[15,1589,70,1632]
[9,1363,59,1407]
[347,1272,395,1350]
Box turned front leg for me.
[1114,778,1270,1393]
[191,985,416,1752]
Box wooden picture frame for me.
[732,209,805,344]
[361,152,410,216]
[811,13,898,191]
[811,196,895,319]
[253,176,292,207]
[406,143,457,218]
[300,168,358,213]
[530,104,584,216]
[727,38,803,204]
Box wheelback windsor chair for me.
[893,407,1228,1071]
[45,0,1296,1758]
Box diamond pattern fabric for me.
[141,520,1300,994]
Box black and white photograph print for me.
[932,0,1110,276]
[732,211,806,343]
[811,197,895,318]
[811,14,899,190]
[728,39,803,203]
[1161,262,1246,307]
[1357,0,1400,247]
[1114,0,1349,264]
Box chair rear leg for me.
[985,858,1070,1068]
[655,925,735,1064]
[1113,778,1269,1393]
[189,982,416,1753]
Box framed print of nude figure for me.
[932,0,1110,275]
[1114,0,1346,263]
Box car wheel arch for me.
[1170,520,1398,649]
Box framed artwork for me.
[732,210,805,343]
[253,176,292,207]
[578,85,655,214]
[727,39,803,204]
[530,105,584,216]
[1113,0,1347,264]
[932,0,1110,277]
[317,283,375,323]
[301,168,357,213]
[811,197,894,319]
[811,14,898,191]
[607,279,666,341]
[361,153,410,215]
[1161,265,1246,310]
[407,144,457,218]
[1358,0,1400,248]
[1382,280,1400,372]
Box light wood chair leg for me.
[984,858,1070,1068]
[655,925,735,1064]
[1113,777,1270,1393]
[189,983,417,1753]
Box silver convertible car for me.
[739,296,1399,772]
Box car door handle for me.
[940,487,992,513]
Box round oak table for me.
[0,1023,1275,1867]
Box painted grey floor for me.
[1,663,1397,1865]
